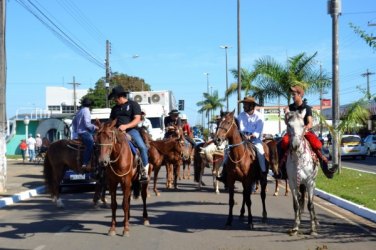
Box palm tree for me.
[252,52,331,105]
[196,90,225,131]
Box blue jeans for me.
[28,149,35,161]
[79,132,94,165]
[127,128,149,166]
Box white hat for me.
[180,114,187,120]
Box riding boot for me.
[315,149,338,179]
[140,163,149,183]
[81,161,92,172]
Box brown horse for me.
[214,110,268,229]
[144,125,184,195]
[95,119,149,237]
[43,139,105,208]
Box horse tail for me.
[43,151,54,196]
[132,179,141,199]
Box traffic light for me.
[178,100,185,110]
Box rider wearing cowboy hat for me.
[163,109,182,138]
[217,96,267,183]
[280,83,338,179]
[108,85,149,183]
[72,97,98,171]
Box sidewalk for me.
[0,159,46,208]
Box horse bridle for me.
[97,128,132,177]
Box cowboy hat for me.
[290,85,305,96]
[81,97,92,107]
[238,96,259,106]
[168,109,180,115]
[107,85,129,100]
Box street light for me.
[220,45,231,112]
[23,116,30,158]
[204,72,209,94]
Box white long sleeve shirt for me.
[238,110,264,145]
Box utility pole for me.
[361,69,374,100]
[68,76,80,113]
[319,64,323,136]
[0,0,6,193]
[237,0,242,115]
[328,0,341,169]
[105,40,111,108]
[220,45,231,111]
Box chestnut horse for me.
[180,139,194,180]
[96,119,149,237]
[146,125,184,195]
[43,139,105,208]
[214,111,268,229]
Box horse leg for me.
[108,182,118,236]
[307,187,318,235]
[141,183,150,226]
[153,165,161,196]
[260,176,268,223]
[121,181,131,237]
[289,188,301,236]
[173,164,179,189]
[225,182,235,228]
[244,183,253,229]
[285,180,289,196]
[274,179,279,196]
[212,159,220,194]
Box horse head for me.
[286,109,306,151]
[96,119,118,167]
[214,110,235,147]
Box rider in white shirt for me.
[138,109,153,135]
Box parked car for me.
[329,135,367,160]
[363,134,376,156]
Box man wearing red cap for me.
[280,84,338,178]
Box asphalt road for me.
[0,168,375,250]
[339,156,376,173]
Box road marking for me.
[34,245,46,250]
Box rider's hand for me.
[119,124,127,132]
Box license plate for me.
[70,174,86,180]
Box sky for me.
[5,0,376,125]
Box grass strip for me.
[316,167,376,210]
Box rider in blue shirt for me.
[72,98,98,171]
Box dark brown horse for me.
[95,119,149,237]
[214,111,268,229]
[43,139,104,208]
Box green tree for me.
[196,90,225,131]
[82,72,150,108]
[349,23,376,51]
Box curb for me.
[315,188,376,223]
[0,186,46,209]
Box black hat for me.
[81,98,92,107]
[107,85,129,100]
[168,109,180,115]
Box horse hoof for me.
[144,220,150,226]
[273,192,278,196]
[224,224,232,230]
[108,230,116,236]
[249,224,254,230]
[310,231,318,236]
[288,229,298,236]
[122,231,130,237]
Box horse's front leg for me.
[274,179,279,196]
[225,181,235,228]
[307,186,318,235]
[242,181,253,229]
[260,176,268,223]
[173,163,179,189]
[285,180,289,196]
[141,182,150,226]
[212,160,220,194]
[108,182,118,236]
[121,181,131,237]
[289,188,301,236]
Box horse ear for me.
[95,118,101,127]
[110,118,117,128]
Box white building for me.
[46,86,88,115]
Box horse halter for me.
[215,118,235,146]
[97,129,120,165]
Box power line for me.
[15,0,104,69]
